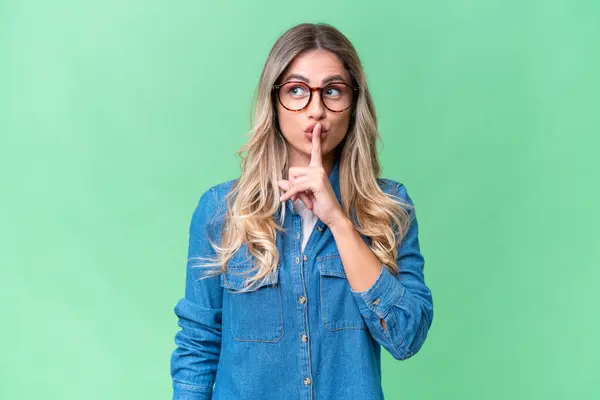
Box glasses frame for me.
[272,80,360,113]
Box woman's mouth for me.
[304,131,328,141]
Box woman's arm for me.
[170,188,224,399]
[329,182,434,360]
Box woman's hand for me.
[277,123,346,228]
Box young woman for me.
[170,23,434,400]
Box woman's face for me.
[275,49,353,166]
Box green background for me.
[2,1,598,399]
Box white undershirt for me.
[292,198,318,252]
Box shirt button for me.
[304,377,311,386]
[301,334,308,342]
[303,255,308,261]
[295,256,300,264]
[299,296,306,304]
[372,298,381,306]
[317,225,323,232]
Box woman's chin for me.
[304,145,329,159]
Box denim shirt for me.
[170,159,434,400]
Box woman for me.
[170,23,434,400]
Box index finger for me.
[309,123,322,167]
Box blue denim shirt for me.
[170,159,434,400]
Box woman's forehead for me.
[283,53,350,84]
[283,60,350,85]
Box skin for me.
[275,48,352,210]
[275,49,388,332]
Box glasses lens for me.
[279,82,310,110]
[279,82,354,111]
[322,83,354,112]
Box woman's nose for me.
[306,90,326,117]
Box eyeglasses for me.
[272,81,359,113]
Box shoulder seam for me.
[209,185,218,204]
[394,181,405,197]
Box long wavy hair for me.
[191,23,413,292]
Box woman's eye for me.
[325,87,341,96]
[289,86,308,96]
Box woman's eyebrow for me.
[283,74,347,85]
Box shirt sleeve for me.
[350,182,434,360]
[170,187,223,399]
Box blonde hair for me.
[191,23,413,292]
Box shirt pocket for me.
[316,253,368,332]
[220,261,284,343]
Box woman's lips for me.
[304,130,328,141]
